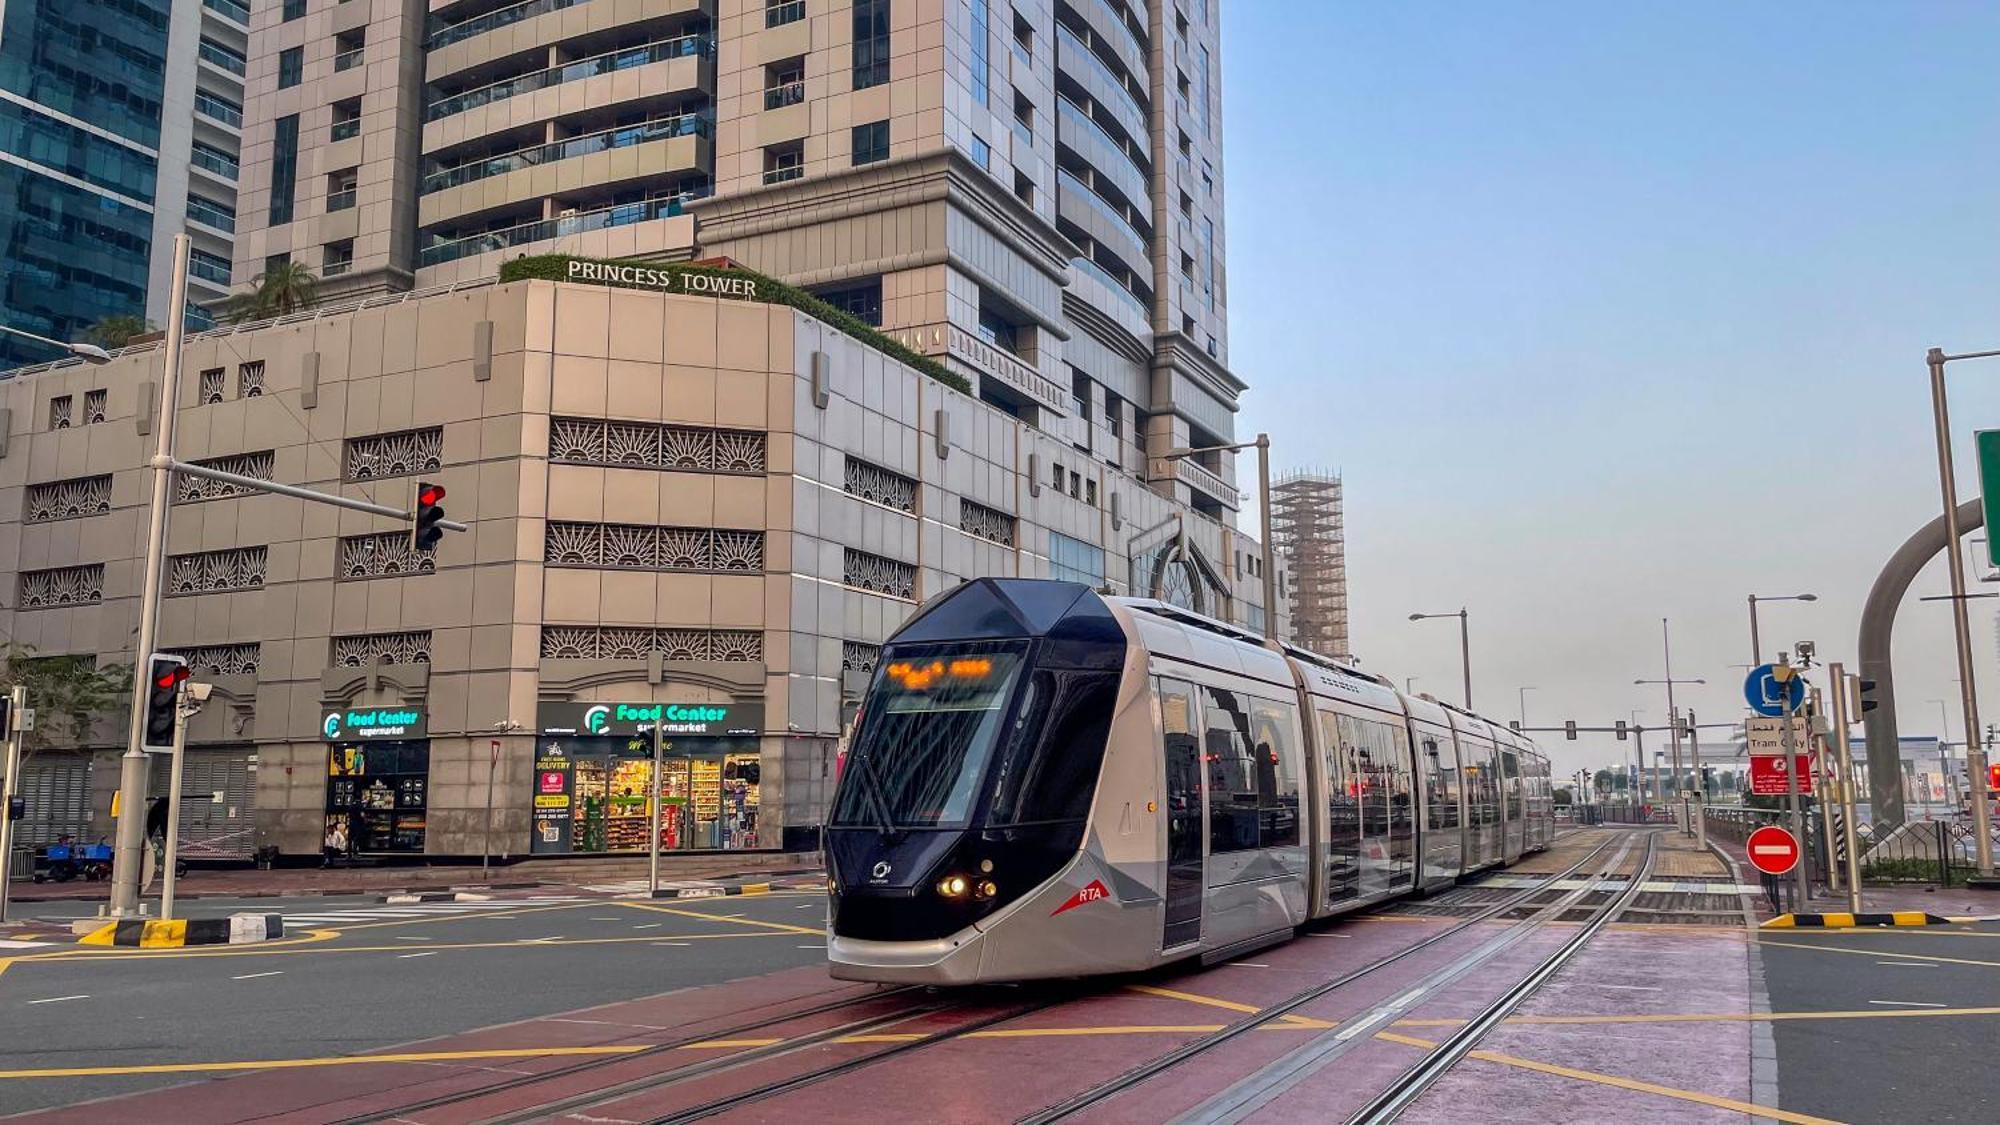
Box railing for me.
[1054,24,1147,129]
[202,0,250,25]
[1012,115,1033,148]
[427,0,591,52]
[1092,0,1148,55]
[190,145,239,180]
[324,259,353,277]
[194,91,242,128]
[1170,454,1239,509]
[423,112,710,194]
[189,253,232,286]
[198,39,246,76]
[334,47,365,73]
[1057,168,1150,248]
[766,0,805,28]
[425,34,712,121]
[186,197,236,232]
[1068,254,1147,320]
[331,118,361,142]
[763,163,803,186]
[326,188,357,212]
[764,81,805,110]
[417,190,706,267]
[1056,95,1146,177]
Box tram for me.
[826,578,1553,984]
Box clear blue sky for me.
[1221,2,2000,779]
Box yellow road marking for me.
[615,900,823,936]
[1757,938,2000,969]
[35,929,343,962]
[1124,984,1335,1028]
[969,1024,1231,1039]
[1373,1031,1844,1124]
[1394,1005,2000,1028]
[0,1045,648,1081]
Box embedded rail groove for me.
[1347,830,1663,1123]
[1015,830,1633,1125]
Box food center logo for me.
[322,713,342,738]
[583,705,612,734]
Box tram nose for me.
[831,830,960,891]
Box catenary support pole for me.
[1257,434,1277,641]
[109,233,191,919]
[1778,655,1811,907]
[1927,348,1994,878]
[1829,664,1863,913]
[0,686,27,923]
[648,719,664,896]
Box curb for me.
[648,880,776,900]
[77,913,285,948]
[1761,911,1953,930]
[380,892,493,904]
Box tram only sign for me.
[1749,753,1815,796]
[1746,825,1802,876]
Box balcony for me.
[422,112,711,194]
[1057,168,1149,265]
[418,190,707,267]
[1168,455,1239,511]
[763,163,803,186]
[426,34,712,122]
[766,0,805,27]
[190,145,239,181]
[198,39,246,76]
[1069,255,1147,322]
[334,47,364,73]
[764,80,805,111]
[331,118,361,142]
[1054,24,1146,143]
[1055,96,1148,207]
[202,0,249,25]
[186,197,236,233]
[193,91,241,128]
[426,0,589,52]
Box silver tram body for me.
[826,579,1553,984]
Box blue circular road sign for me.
[1744,664,1805,717]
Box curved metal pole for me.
[1857,498,1982,831]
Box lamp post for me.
[1517,686,1537,730]
[1924,346,1997,880]
[1747,593,1818,667]
[1409,609,1471,709]
[1928,699,1958,808]
[1637,618,1705,831]
[0,325,114,364]
[1159,434,1276,640]
[1405,676,1419,696]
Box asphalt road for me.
[0,891,831,1117]
[1761,918,2000,1124]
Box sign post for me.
[648,718,664,898]
[1828,663,1863,913]
[1978,429,2000,569]
[483,738,500,879]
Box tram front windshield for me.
[832,644,1026,828]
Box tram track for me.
[1015,829,1642,1125]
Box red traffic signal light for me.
[142,653,189,752]
[1988,762,2000,794]
[411,481,447,551]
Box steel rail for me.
[1017,830,1629,1125]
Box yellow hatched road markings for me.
[1373,1031,1845,1125]
[615,900,824,936]
[1124,984,1336,1028]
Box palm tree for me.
[83,314,154,349]
[223,261,320,323]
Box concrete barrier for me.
[78,913,284,947]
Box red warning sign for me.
[1746,825,1801,876]
[1050,879,1111,916]
[1749,753,1815,796]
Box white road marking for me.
[1335,988,1429,1043]
[0,940,45,949]
[1868,1000,1946,1008]
[796,904,819,910]
[1877,961,1936,968]
[27,995,88,1005]
[653,942,692,948]
[632,923,663,930]
[1305,933,1352,939]
[397,951,438,959]
[1601,984,1664,991]
[394,936,432,942]
[1227,962,1270,968]
[797,944,827,949]
[231,971,283,980]
[525,936,565,944]
[590,917,622,922]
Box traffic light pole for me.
[1829,663,1863,914]
[160,687,193,920]
[0,686,27,923]
[648,720,664,897]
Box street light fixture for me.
[1747,593,1818,666]
[1159,433,1276,641]
[1517,685,1537,729]
[0,324,113,364]
[1409,609,1471,709]
[1637,618,1705,828]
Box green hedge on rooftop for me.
[499,253,972,395]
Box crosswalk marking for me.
[282,897,580,927]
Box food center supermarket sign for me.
[322,709,427,740]
[537,702,763,738]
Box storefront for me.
[322,708,429,855]
[532,702,764,854]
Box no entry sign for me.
[1749,753,1815,796]
[1746,825,1801,876]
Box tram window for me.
[1200,686,1260,854]
[829,644,1026,828]
[1423,737,1459,830]
[1249,698,1301,848]
[987,668,1120,825]
[1501,750,1521,822]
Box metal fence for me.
[1707,805,1994,888]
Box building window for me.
[1014,170,1033,207]
[1051,460,1065,491]
[326,168,357,211]
[283,0,306,19]
[851,119,889,165]
[852,0,890,89]
[1012,12,1033,63]
[344,427,444,481]
[199,368,225,404]
[84,390,107,424]
[763,143,804,185]
[1085,478,1098,506]
[237,361,264,398]
[1049,532,1105,586]
[187,192,236,232]
[976,303,1018,355]
[269,115,299,224]
[200,36,246,76]
[330,97,361,141]
[968,134,991,170]
[1105,391,1123,438]
[1207,333,1218,357]
[265,252,290,276]
[969,0,990,106]
[278,46,303,88]
[1197,44,1212,137]
[1203,217,1216,309]
[334,29,364,72]
[1202,158,1214,195]
[1012,89,1033,146]
[765,58,805,110]
[1068,470,1081,499]
[766,0,805,27]
[191,247,233,285]
[323,239,354,276]
[814,278,883,326]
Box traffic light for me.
[0,695,10,740]
[411,481,447,551]
[1615,720,1628,742]
[1988,762,2000,795]
[1851,677,1879,715]
[142,654,189,753]
[1564,720,1578,741]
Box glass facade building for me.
[0,0,170,367]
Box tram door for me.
[1317,709,1360,906]
[1158,679,1205,950]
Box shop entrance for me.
[531,736,761,855]
[326,740,429,854]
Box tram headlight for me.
[937,874,971,898]
[975,879,999,900]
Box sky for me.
[1219,2,2000,781]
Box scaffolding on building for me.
[1271,469,1348,659]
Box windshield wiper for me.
[845,750,902,842]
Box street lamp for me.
[1159,433,1276,641]
[1405,676,1419,696]
[1747,593,1817,666]
[0,324,113,364]
[1517,685,1537,729]
[1409,609,1471,708]
[1924,346,1997,880]
[1636,618,1704,826]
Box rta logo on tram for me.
[870,861,892,881]
[1051,880,1111,917]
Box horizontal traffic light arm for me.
[162,458,467,532]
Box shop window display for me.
[532,736,760,854]
[326,740,429,853]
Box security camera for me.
[186,682,214,703]
[1794,640,1815,662]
